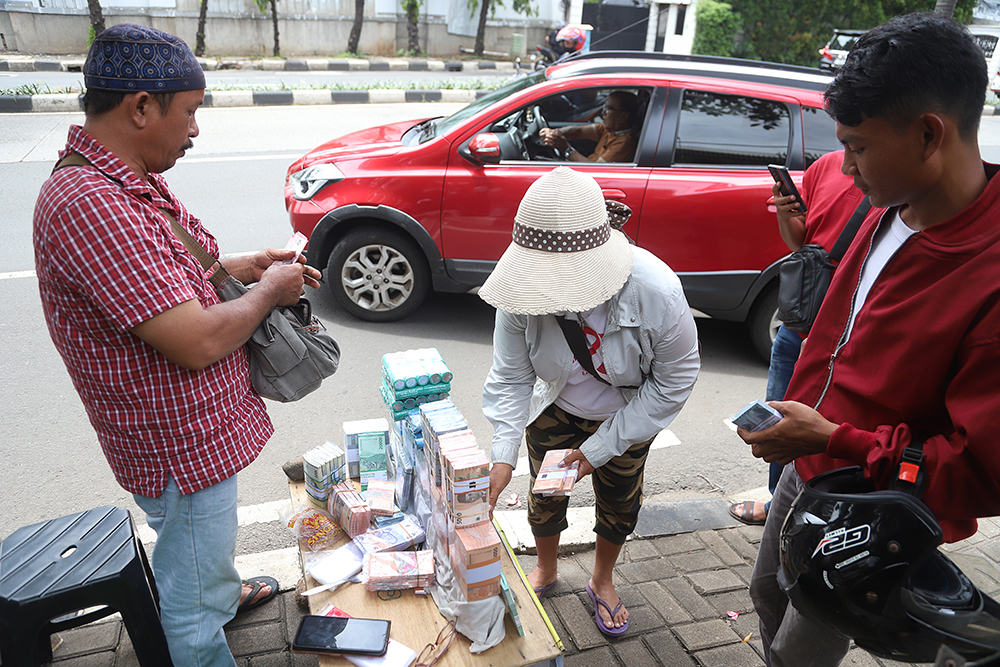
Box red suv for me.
[284,53,839,360]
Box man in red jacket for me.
[740,13,1000,667]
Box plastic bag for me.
[284,505,343,552]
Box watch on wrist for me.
[565,146,576,156]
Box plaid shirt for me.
[33,125,273,497]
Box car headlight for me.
[288,163,345,201]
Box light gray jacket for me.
[482,247,701,470]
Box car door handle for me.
[602,189,626,200]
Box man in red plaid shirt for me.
[32,25,321,666]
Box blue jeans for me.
[764,325,803,511]
[134,475,241,667]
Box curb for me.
[0,88,491,113]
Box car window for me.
[673,90,790,166]
[832,33,859,51]
[431,70,545,140]
[802,106,841,168]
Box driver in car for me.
[539,91,639,163]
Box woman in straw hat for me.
[482,167,700,637]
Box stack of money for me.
[343,418,389,490]
[444,448,490,527]
[353,514,426,555]
[364,550,435,591]
[387,425,414,512]
[302,441,347,509]
[380,349,453,420]
[450,521,503,601]
[435,430,477,490]
[420,400,470,487]
[328,481,372,538]
[532,449,579,497]
[364,479,396,517]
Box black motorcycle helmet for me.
[778,466,1000,663]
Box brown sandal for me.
[729,500,767,526]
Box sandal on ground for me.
[533,580,557,598]
[586,583,629,637]
[237,576,279,614]
[729,500,767,526]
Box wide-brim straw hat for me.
[479,167,633,315]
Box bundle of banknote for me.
[444,447,490,527]
[328,481,372,538]
[532,449,580,497]
[364,479,397,517]
[353,514,426,555]
[450,522,502,601]
[364,550,435,591]
[302,441,347,509]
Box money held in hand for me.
[532,449,580,497]
[731,399,784,432]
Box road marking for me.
[510,428,681,478]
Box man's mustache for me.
[182,140,194,151]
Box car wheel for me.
[326,227,430,322]
[747,285,780,364]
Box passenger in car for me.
[481,167,700,638]
[539,91,639,163]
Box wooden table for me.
[288,481,562,667]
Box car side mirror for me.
[468,133,502,165]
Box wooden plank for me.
[289,481,561,667]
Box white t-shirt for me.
[554,302,627,420]
[845,210,918,341]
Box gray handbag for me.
[166,213,340,403]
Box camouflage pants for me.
[526,403,652,546]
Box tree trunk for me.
[348,0,364,54]
[195,0,208,57]
[406,0,420,55]
[933,0,958,17]
[270,0,280,57]
[475,0,490,56]
[87,0,105,37]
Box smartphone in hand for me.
[768,164,808,213]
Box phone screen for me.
[292,616,391,655]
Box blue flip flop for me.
[586,583,629,637]
[533,580,557,598]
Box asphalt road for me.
[4,104,1000,543]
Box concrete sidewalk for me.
[37,500,1000,667]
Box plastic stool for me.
[0,505,173,666]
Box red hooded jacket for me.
[788,163,1000,543]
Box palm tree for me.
[195,0,209,57]
[404,0,421,55]
[254,0,280,56]
[348,0,364,54]
[87,0,105,39]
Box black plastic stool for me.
[0,505,173,666]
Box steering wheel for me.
[528,105,563,160]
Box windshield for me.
[427,70,546,141]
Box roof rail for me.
[569,51,825,77]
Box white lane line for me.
[510,428,681,478]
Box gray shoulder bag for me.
[55,152,340,402]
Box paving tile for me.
[227,590,285,628]
[718,528,761,562]
[636,580,693,625]
[225,620,288,657]
[622,539,660,561]
[686,569,746,595]
[696,530,747,567]
[282,589,309,645]
[564,645,620,667]
[651,533,703,556]
[551,592,608,650]
[616,559,674,584]
[618,604,664,636]
[544,599,578,655]
[692,641,765,667]
[642,629,698,666]
[612,637,656,665]
[113,630,139,667]
[669,550,725,573]
[661,577,720,621]
[291,651,321,667]
[53,620,120,657]
[552,555,592,594]
[574,546,627,574]
[248,652,291,667]
[841,647,882,666]
[50,651,115,667]
[735,525,764,545]
[731,564,755,586]
[673,619,742,651]
[705,589,754,616]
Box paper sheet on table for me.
[345,639,418,667]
